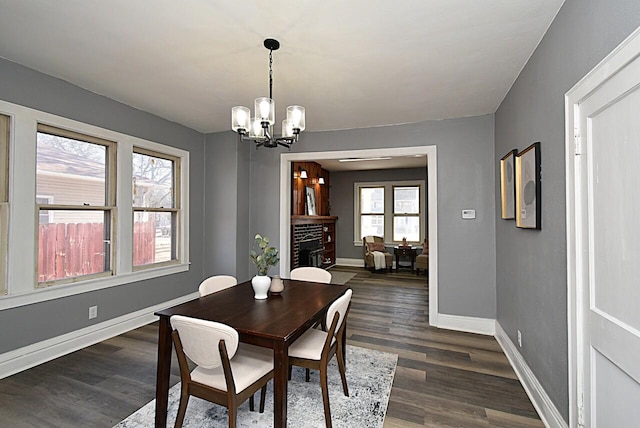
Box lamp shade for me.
[282,120,295,138]
[249,118,266,139]
[255,97,275,125]
[300,169,307,179]
[318,177,325,185]
[231,106,251,132]
[286,106,305,131]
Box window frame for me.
[354,180,426,246]
[132,147,181,270]
[392,185,421,242]
[36,124,117,287]
[0,99,190,310]
[0,113,9,295]
[358,185,385,241]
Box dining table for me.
[154,278,350,428]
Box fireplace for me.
[298,236,323,268]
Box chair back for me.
[325,289,353,334]
[170,315,239,369]
[363,236,386,254]
[198,275,237,297]
[290,267,332,284]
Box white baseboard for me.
[0,292,199,380]
[495,322,568,428]
[435,313,496,335]
[335,258,364,267]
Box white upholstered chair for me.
[288,289,352,428]
[198,275,238,297]
[290,267,332,284]
[170,315,274,428]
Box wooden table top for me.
[155,279,348,343]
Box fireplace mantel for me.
[291,215,338,225]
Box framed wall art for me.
[305,186,317,216]
[500,149,517,219]
[515,142,541,229]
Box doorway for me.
[278,146,439,325]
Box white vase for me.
[251,275,271,299]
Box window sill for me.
[0,262,190,310]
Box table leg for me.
[273,341,288,428]
[155,316,172,428]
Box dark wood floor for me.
[332,266,543,427]
[0,266,542,427]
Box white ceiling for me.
[0,0,563,135]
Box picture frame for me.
[515,142,541,229]
[305,186,317,216]
[500,149,517,220]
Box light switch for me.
[462,209,476,219]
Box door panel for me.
[578,49,640,426]
[593,351,640,427]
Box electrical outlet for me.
[89,305,98,319]
[517,330,522,347]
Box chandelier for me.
[231,39,305,149]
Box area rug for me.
[329,271,357,285]
[115,346,397,428]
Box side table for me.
[394,246,419,272]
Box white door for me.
[574,37,640,426]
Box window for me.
[36,124,116,286]
[358,186,385,239]
[393,186,420,242]
[0,99,190,308]
[355,180,425,244]
[0,114,9,295]
[132,148,180,268]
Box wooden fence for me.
[38,220,156,282]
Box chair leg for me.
[228,405,237,428]
[174,391,189,428]
[336,347,349,397]
[259,384,267,413]
[249,394,255,411]
[320,365,332,428]
[306,368,311,382]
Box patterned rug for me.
[115,346,397,428]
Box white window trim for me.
[353,180,425,246]
[0,100,190,310]
[0,113,9,295]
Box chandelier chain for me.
[269,49,273,100]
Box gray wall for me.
[244,114,497,319]
[0,58,206,353]
[494,0,640,421]
[331,167,427,259]
[204,132,251,282]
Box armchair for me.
[415,238,429,276]
[362,236,393,272]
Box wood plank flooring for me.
[0,266,542,427]
[333,265,543,428]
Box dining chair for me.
[170,315,274,428]
[198,275,238,297]
[290,266,332,284]
[287,289,352,428]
